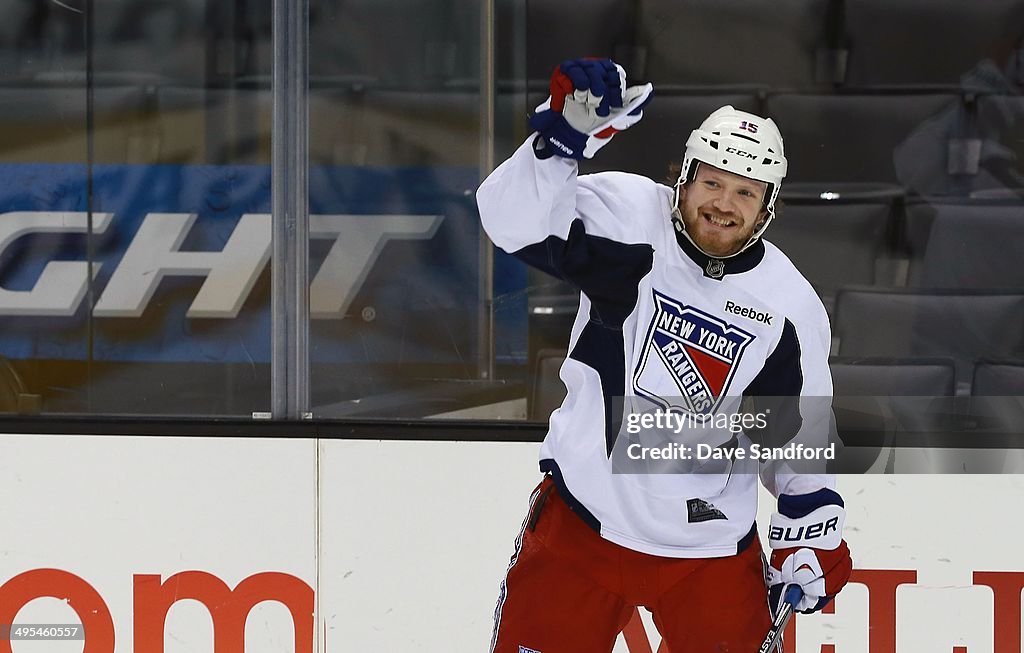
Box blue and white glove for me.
[529,58,653,160]
[767,488,853,615]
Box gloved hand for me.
[767,488,853,614]
[529,58,653,160]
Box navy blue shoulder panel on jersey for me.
[742,318,805,447]
[744,318,804,396]
[513,221,654,456]
[512,218,654,324]
[568,317,627,456]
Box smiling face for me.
[677,163,769,258]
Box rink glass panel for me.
[0,0,1021,423]
[0,1,274,415]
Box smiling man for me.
[478,59,852,653]
[672,105,787,268]
[678,162,769,257]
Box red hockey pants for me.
[490,476,773,653]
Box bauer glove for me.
[767,488,853,614]
[529,58,653,160]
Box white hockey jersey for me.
[477,136,836,558]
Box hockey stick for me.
[756,585,803,653]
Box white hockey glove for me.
[529,58,653,160]
[767,488,853,614]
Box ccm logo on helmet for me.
[769,517,840,543]
[724,146,758,160]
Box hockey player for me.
[478,59,853,652]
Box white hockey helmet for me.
[672,105,788,257]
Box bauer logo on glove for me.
[767,488,853,614]
[768,509,842,545]
[529,58,653,160]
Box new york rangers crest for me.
[634,291,755,414]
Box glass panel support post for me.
[478,0,497,381]
[271,0,311,418]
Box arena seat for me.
[830,357,956,397]
[963,362,1024,462]
[766,201,893,306]
[526,0,638,84]
[93,0,206,82]
[972,360,1024,395]
[5,0,208,82]
[828,356,961,472]
[310,0,480,89]
[636,0,831,87]
[843,0,1024,88]
[905,200,1024,288]
[765,92,961,184]
[833,287,1024,389]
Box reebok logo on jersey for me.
[725,300,773,325]
[633,290,755,415]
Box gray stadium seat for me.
[834,287,1024,388]
[637,0,831,87]
[92,0,206,82]
[843,0,1024,88]
[765,93,960,184]
[969,362,1024,438]
[581,91,763,181]
[829,358,957,462]
[905,201,1024,288]
[972,361,1024,396]
[527,0,637,83]
[830,357,956,397]
[766,202,892,305]
[0,1,85,80]
[310,0,480,89]
[3,0,207,82]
